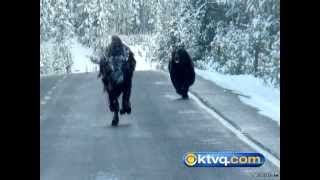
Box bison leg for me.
[107,91,120,126]
[120,81,132,114]
[108,94,115,112]
[111,111,119,126]
[107,88,120,112]
[111,99,120,126]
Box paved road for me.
[40,71,280,180]
[40,75,64,99]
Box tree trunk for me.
[254,46,259,77]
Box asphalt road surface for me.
[40,71,280,180]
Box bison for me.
[97,35,136,126]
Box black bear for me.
[98,35,136,126]
[168,47,195,99]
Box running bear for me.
[168,47,195,99]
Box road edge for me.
[156,69,280,168]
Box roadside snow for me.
[70,39,155,73]
[129,45,152,71]
[195,69,280,125]
[69,40,95,73]
[41,39,96,74]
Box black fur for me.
[168,47,195,99]
[98,35,136,126]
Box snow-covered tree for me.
[51,41,73,74]
[40,0,280,87]
[41,0,56,41]
[40,44,54,75]
[50,0,74,43]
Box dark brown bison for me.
[97,35,136,126]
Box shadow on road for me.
[105,123,132,129]
[173,97,190,101]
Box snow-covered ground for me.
[68,38,156,73]
[196,69,280,125]
[128,44,156,71]
[70,39,155,73]
[41,39,97,74]
[69,39,96,73]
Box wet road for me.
[40,71,279,180]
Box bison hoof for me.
[111,119,119,126]
[120,107,131,115]
[121,102,131,114]
[126,107,131,114]
[120,109,126,115]
[111,115,119,126]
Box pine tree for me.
[40,44,54,75]
[40,0,280,86]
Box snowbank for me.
[69,39,95,73]
[195,69,280,125]
[40,39,96,74]
[64,37,157,73]
[129,44,156,71]
[70,38,156,72]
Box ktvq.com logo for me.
[184,152,265,167]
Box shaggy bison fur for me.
[98,35,136,126]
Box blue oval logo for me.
[183,152,265,167]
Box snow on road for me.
[196,69,280,125]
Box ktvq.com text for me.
[184,152,265,167]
